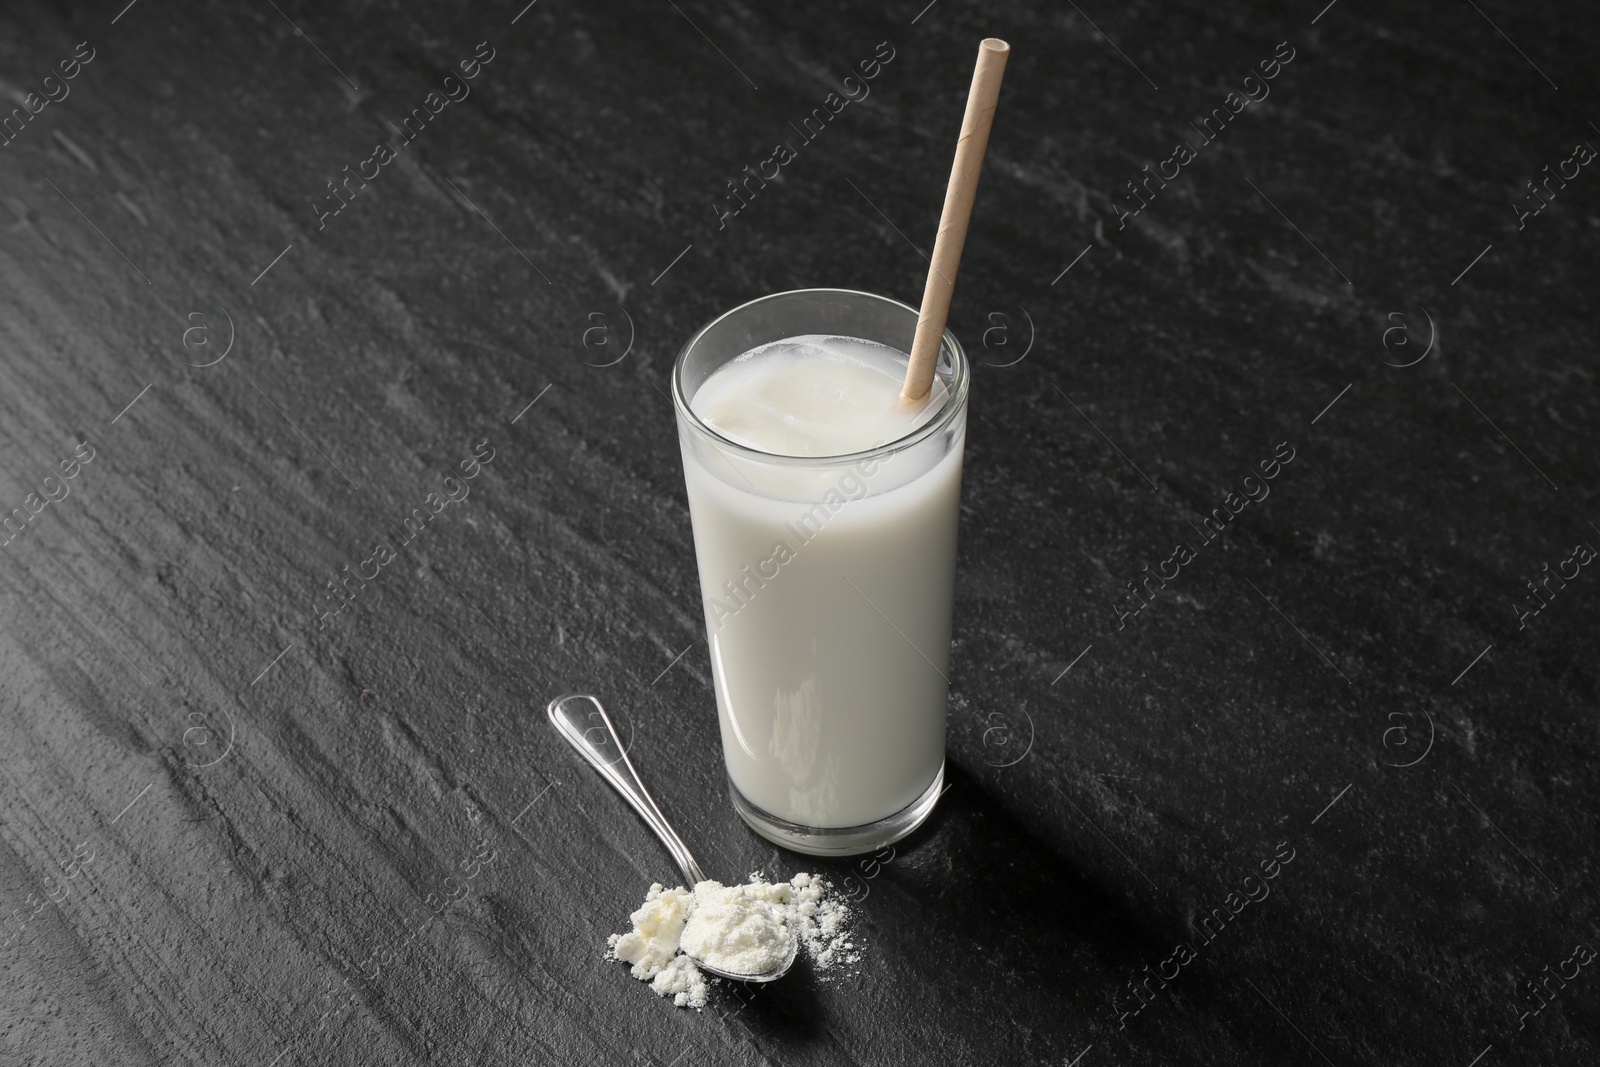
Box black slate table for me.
[2,1,1597,1064]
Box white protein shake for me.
[681,334,962,829]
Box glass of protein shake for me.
[672,288,968,856]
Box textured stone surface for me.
[0,0,1596,1064]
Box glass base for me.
[728,763,945,858]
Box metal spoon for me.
[546,692,798,983]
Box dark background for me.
[1,0,1596,1064]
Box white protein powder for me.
[607,872,858,1008]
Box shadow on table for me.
[723,762,1182,1052]
[914,760,1176,966]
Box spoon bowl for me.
[686,915,799,984]
[547,692,798,983]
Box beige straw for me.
[901,37,1010,402]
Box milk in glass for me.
[681,334,962,829]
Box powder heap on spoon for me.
[609,873,858,1008]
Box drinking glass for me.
[672,288,968,856]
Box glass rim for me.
[671,287,970,468]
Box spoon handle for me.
[546,693,708,887]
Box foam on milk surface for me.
[692,334,948,457]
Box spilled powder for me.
[607,872,858,1008]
